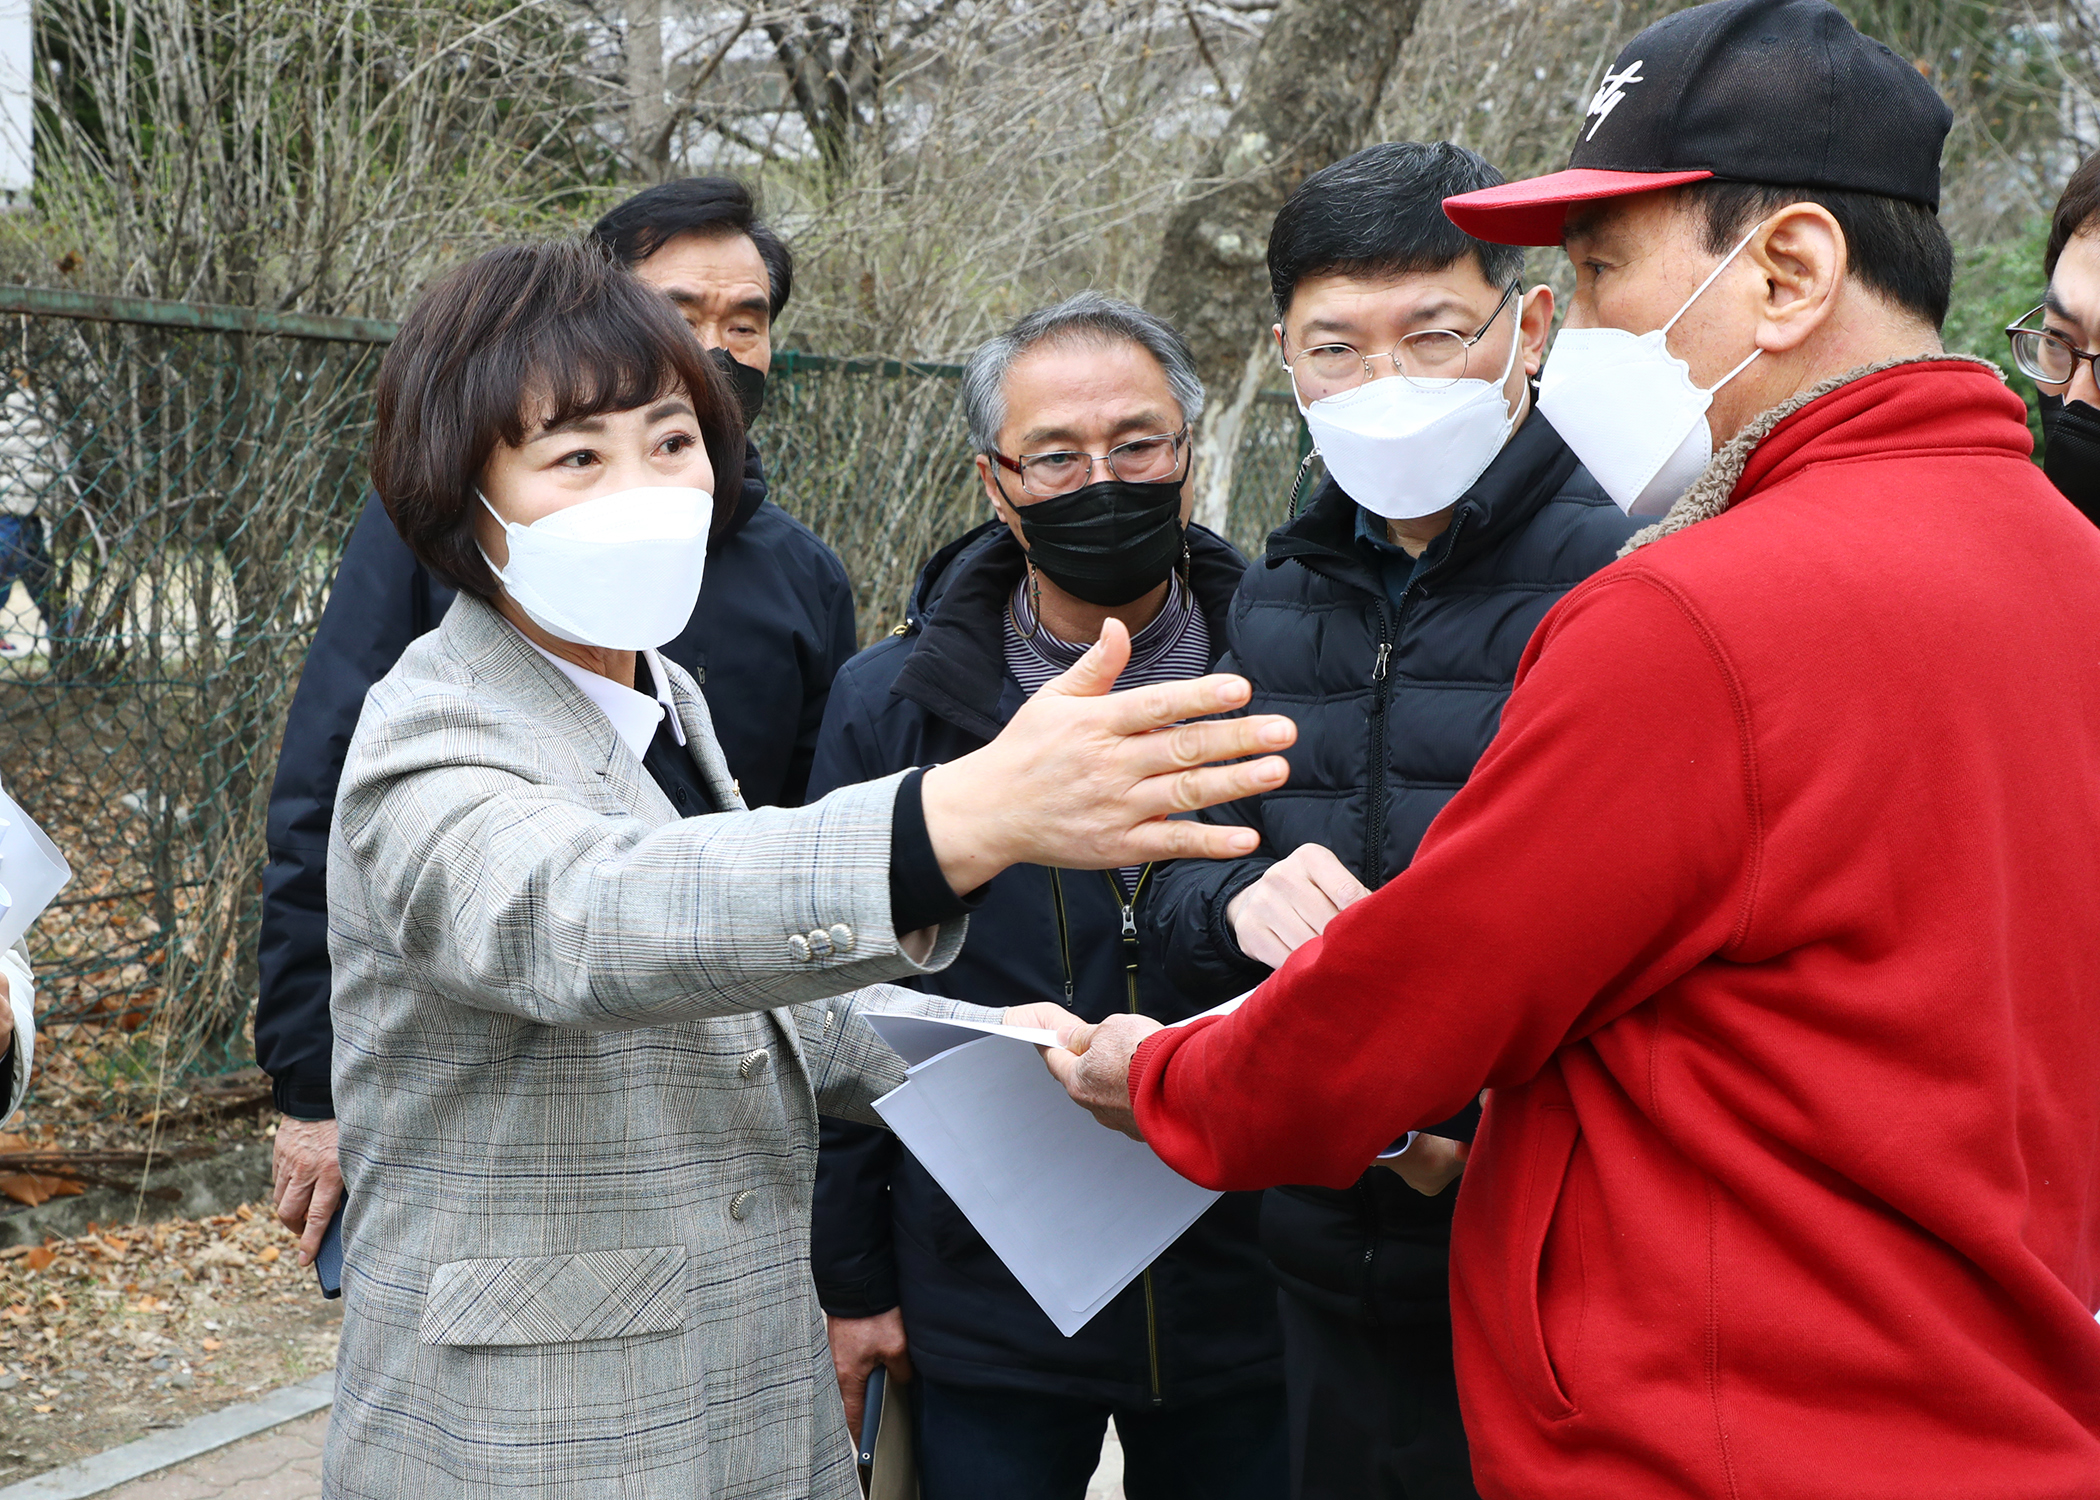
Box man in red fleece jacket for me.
[1048,3,2100,1496]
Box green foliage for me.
[1943,215,2052,460]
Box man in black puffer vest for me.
[812,294,1285,1500]
[1147,142,1639,1499]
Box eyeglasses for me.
[993,426,1190,499]
[2005,304,2100,386]
[1283,282,1521,403]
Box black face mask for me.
[1013,478,1186,607]
[2040,393,2100,527]
[708,345,767,425]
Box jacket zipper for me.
[1356,514,1469,1320]
[1048,869,1076,1004]
[1362,514,1470,889]
[1364,599,1395,889]
[1104,865,1164,1406]
[1048,864,1165,1405]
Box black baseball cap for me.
[1444,0,1953,246]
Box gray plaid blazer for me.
[323,592,991,1499]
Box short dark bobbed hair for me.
[1268,141,1526,319]
[590,176,794,319]
[1675,180,1954,329]
[2046,149,2100,282]
[371,239,744,599]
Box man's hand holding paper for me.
[1043,1014,1162,1141]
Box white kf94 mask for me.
[1536,223,1765,517]
[479,485,714,651]
[1299,294,1525,521]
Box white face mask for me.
[1536,224,1764,517]
[478,485,714,651]
[1298,294,1525,521]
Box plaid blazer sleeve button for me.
[829,923,855,953]
[788,934,811,962]
[737,1048,771,1080]
[729,1189,754,1222]
[807,928,835,958]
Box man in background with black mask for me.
[809,293,1286,1500]
[257,176,858,1266]
[2007,150,2100,525]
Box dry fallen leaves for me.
[0,1200,342,1486]
[0,1136,86,1209]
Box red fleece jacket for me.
[1131,361,2100,1500]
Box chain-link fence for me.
[0,289,1311,1110]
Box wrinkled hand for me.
[922,619,1295,894]
[271,1116,344,1266]
[1226,842,1372,970]
[1382,1133,1469,1197]
[827,1308,911,1441]
[1042,1013,1164,1139]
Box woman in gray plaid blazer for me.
[321,245,1294,1499]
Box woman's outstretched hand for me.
[920,619,1295,896]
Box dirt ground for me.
[0,1201,339,1487]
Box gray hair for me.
[961,291,1205,457]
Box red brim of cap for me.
[1443,167,1716,246]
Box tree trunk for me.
[1147,0,1424,536]
[626,0,668,181]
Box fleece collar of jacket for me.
[1619,352,2007,558]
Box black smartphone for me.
[857,1365,885,1468]
[313,1202,345,1300]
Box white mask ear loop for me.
[476,490,517,580]
[1490,287,1525,412]
[1658,219,1767,395]
[1660,220,1767,338]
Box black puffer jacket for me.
[809,521,1284,1408]
[254,442,857,1119]
[1145,410,1638,1324]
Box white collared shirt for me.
[522,638,686,760]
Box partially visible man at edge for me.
[812,294,1285,1500]
[2007,148,2100,524]
[258,177,858,1260]
[1145,141,1635,1500]
[1052,1,2100,1496]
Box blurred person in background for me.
[2006,148,2100,525]
[0,771,46,1128]
[258,177,856,1265]
[0,923,33,1127]
[0,958,28,1124]
[1144,141,1635,1500]
[811,293,1286,1500]
[0,376,69,653]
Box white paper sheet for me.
[863,1012,1221,1337]
[0,783,69,953]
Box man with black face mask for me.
[256,177,858,1269]
[2008,150,2100,525]
[808,293,1286,1500]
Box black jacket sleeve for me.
[807,651,907,1317]
[812,1117,904,1317]
[782,530,857,808]
[255,494,454,1120]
